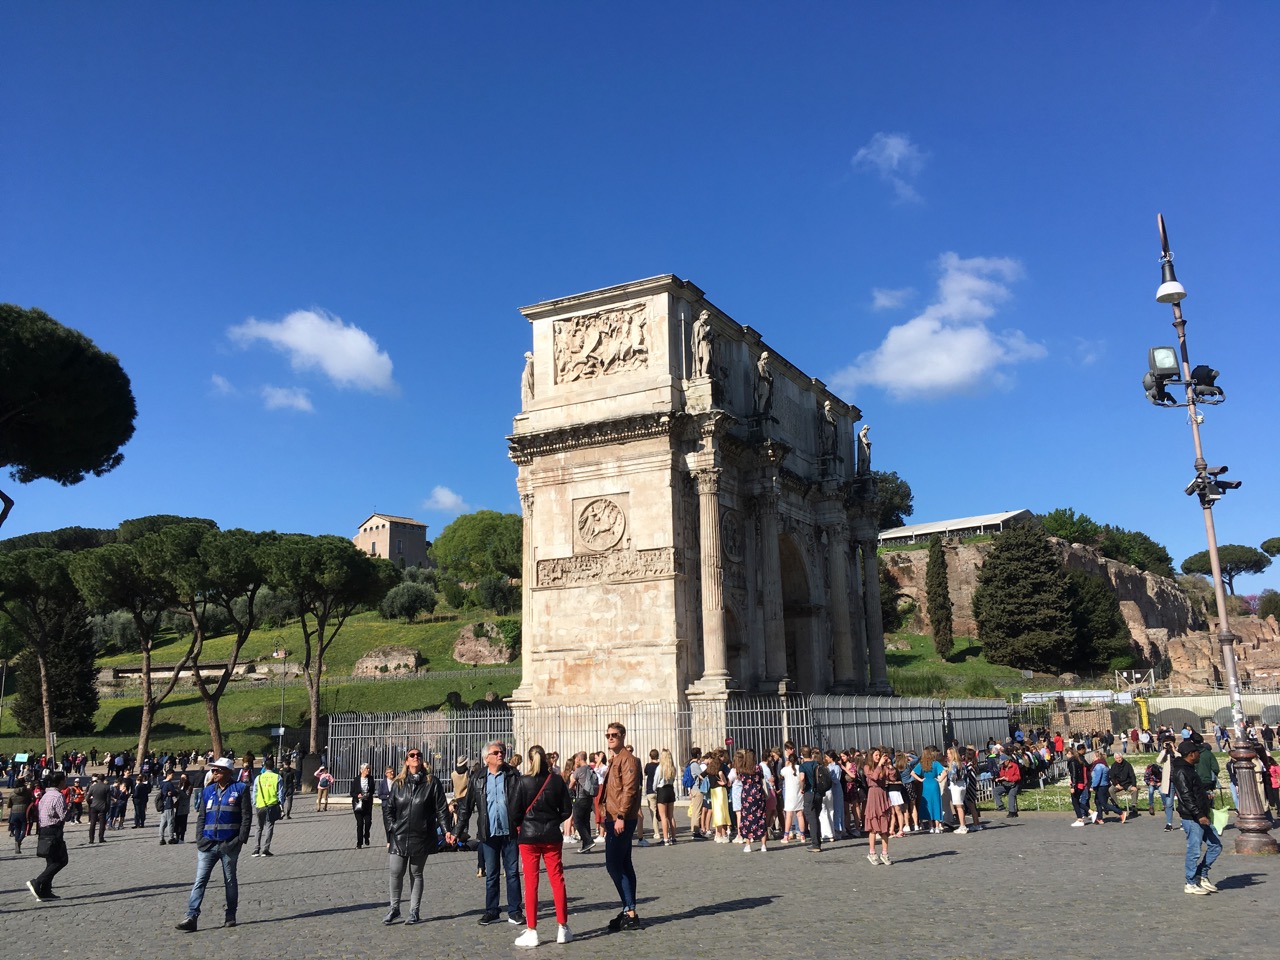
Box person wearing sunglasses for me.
[382,748,453,925]
[454,741,524,927]
[602,723,642,932]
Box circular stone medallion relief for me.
[578,498,627,552]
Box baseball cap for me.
[1177,741,1201,757]
[210,757,235,771]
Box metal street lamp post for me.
[1146,214,1275,855]
[278,652,288,764]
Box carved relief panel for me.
[572,494,630,554]
[553,303,649,384]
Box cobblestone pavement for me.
[0,807,1274,959]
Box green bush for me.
[888,670,949,697]
[494,616,521,651]
[962,676,999,699]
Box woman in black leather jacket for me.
[509,745,574,948]
[381,750,453,925]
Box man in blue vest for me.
[176,757,252,931]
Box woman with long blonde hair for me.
[654,749,678,845]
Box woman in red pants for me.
[509,745,574,949]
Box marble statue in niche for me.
[521,351,535,406]
[692,309,715,379]
[754,350,774,417]
[819,400,838,459]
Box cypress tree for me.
[972,523,1078,672]
[925,535,954,659]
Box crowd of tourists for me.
[5,721,1279,938]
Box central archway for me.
[779,535,819,693]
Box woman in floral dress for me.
[737,749,768,853]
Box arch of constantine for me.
[507,275,889,717]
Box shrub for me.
[378,582,438,622]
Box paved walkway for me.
[0,807,1274,959]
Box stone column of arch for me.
[824,517,857,691]
[510,490,536,704]
[691,467,730,691]
[859,536,892,694]
[758,485,788,690]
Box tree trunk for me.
[204,695,225,758]
[305,653,322,756]
[195,667,226,758]
[36,651,54,758]
[136,643,155,762]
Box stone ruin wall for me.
[882,536,1280,690]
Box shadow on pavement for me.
[283,900,388,921]
[883,850,959,864]
[565,895,779,940]
[1214,872,1264,890]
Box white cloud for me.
[871,287,914,311]
[1073,337,1105,366]
[422,485,469,513]
[210,373,236,395]
[833,252,1046,399]
[853,132,926,203]
[261,385,314,413]
[228,308,396,392]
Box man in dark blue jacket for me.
[175,757,252,931]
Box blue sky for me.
[3,4,1278,595]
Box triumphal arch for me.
[507,275,889,713]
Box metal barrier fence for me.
[946,698,1012,749]
[327,693,1010,793]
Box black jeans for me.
[354,804,372,846]
[572,796,595,850]
[34,838,69,895]
[804,792,823,849]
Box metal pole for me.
[278,655,286,764]
[1156,215,1275,855]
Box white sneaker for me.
[515,928,541,948]
[879,854,892,866]
[1184,883,1210,895]
[866,853,878,865]
[955,825,969,834]
[742,843,751,853]
[1198,877,1219,892]
[1071,819,1085,827]
[557,925,573,944]
[1089,812,1097,823]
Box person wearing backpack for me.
[568,752,599,853]
[799,745,826,852]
